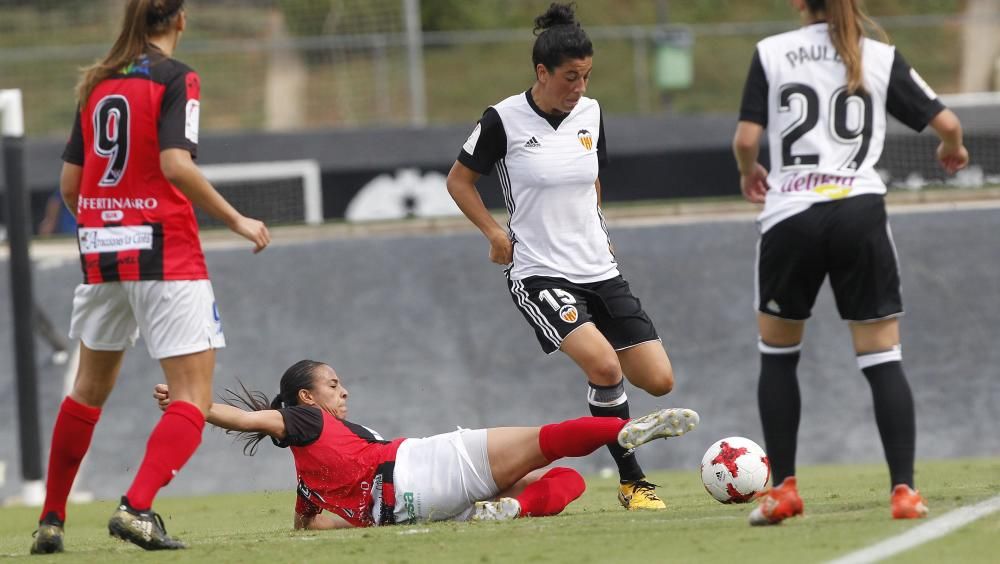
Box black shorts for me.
[508,274,659,354]
[756,194,902,322]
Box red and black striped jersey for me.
[275,406,405,527]
[63,50,208,283]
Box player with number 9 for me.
[31,0,270,554]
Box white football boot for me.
[618,408,700,449]
[472,497,522,521]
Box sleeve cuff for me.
[910,101,946,132]
[158,142,197,159]
[738,111,767,126]
[458,150,492,176]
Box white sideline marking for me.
[397,528,431,535]
[827,495,1000,564]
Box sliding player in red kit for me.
[154,360,700,529]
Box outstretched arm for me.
[154,384,286,439]
[209,403,287,439]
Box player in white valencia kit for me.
[732,0,969,525]
[446,3,680,511]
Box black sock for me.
[758,344,801,485]
[860,352,915,490]
[587,380,644,483]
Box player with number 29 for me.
[732,0,968,527]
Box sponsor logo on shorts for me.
[559,305,579,323]
[78,225,153,255]
[212,302,223,334]
[577,129,593,150]
[403,491,417,522]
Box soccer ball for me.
[700,437,770,504]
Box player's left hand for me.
[153,383,171,411]
[230,215,271,254]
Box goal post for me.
[199,159,324,226]
[1,88,45,506]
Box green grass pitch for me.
[2,458,997,563]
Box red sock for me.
[516,467,586,517]
[125,401,205,510]
[40,396,101,523]
[537,416,628,462]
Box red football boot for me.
[891,484,928,519]
[748,476,804,526]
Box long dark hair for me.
[76,0,185,106]
[804,0,887,94]
[531,3,593,73]
[223,359,326,456]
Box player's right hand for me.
[488,232,513,265]
[740,162,769,204]
[937,142,969,174]
[153,383,170,411]
[230,216,271,253]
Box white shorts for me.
[392,428,498,523]
[68,280,226,360]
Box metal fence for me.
[0,1,997,137]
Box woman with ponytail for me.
[31,0,271,554]
[732,0,968,526]
[446,2,682,512]
[153,361,699,529]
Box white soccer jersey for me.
[458,91,617,283]
[740,22,945,232]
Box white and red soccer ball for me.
[700,437,771,503]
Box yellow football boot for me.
[618,480,666,510]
